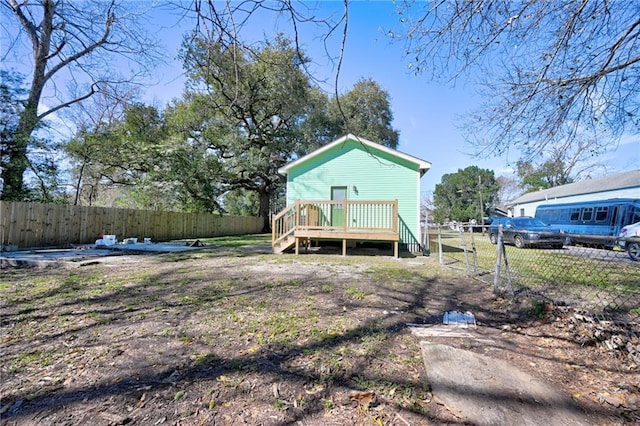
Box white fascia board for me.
[278,134,432,175]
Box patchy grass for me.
[436,230,640,313]
[1,241,637,424]
[177,233,271,247]
[0,251,445,424]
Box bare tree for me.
[187,1,348,76]
[496,174,521,206]
[515,137,607,192]
[0,0,162,200]
[420,190,434,222]
[394,0,640,159]
[62,84,140,206]
[184,1,353,127]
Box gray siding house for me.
[508,169,640,217]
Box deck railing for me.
[272,203,299,248]
[272,199,398,249]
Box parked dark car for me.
[489,216,565,249]
[488,217,510,244]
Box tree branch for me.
[37,84,98,120]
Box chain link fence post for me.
[493,225,514,295]
[493,227,502,294]
[459,226,471,273]
[436,220,637,321]
[438,225,444,264]
[469,228,479,274]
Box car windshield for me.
[513,218,547,227]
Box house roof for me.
[509,169,640,205]
[278,134,432,176]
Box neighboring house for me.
[273,134,431,255]
[508,169,640,217]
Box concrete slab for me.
[0,248,122,267]
[0,242,208,267]
[420,342,594,426]
[409,324,497,344]
[106,242,209,253]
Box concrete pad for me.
[421,342,593,426]
[107,242,208,253]
[0,248,122,267]
[0,243,207,267]
[409,324,497,345]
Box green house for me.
[272,134,431,255]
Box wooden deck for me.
[272,200,399,257]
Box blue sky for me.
[3,1,638,197]
[143,1,638,197]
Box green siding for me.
[286,138,422,250]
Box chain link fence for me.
[425,224,640,320]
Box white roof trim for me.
[278,134,432,175]
[508,169,640,205]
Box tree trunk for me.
[2,0,54,200]
[258,190,271,233]
[0,138,27,200]
[1,74,43,200]
[2,94,43,200]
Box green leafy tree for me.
[433,166,498,223]
[66,125,121,206]
[1,69,63,202]
[23,136,66,203]
[112,104,177,210]
[516,159,574,193]
[65,104,170,208]
[514,137,605,193]
[223,189,259,216]
[296,87,336,153]
[176,35,317,230]
[329,78,400,149]
[0,70,27,196]
[297,79,401,153]
[162,108,229,213]
[60,84,140,205]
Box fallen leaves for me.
[1,255,637,425]
[304,383,325,395]
[349,390,375,411]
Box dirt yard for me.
[1,244,638,425]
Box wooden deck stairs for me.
[273,233,296,254]
[272,199,400,256]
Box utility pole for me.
[478,175,485,232]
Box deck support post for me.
[272,199,401,256]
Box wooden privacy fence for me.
[0,201,263,249]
